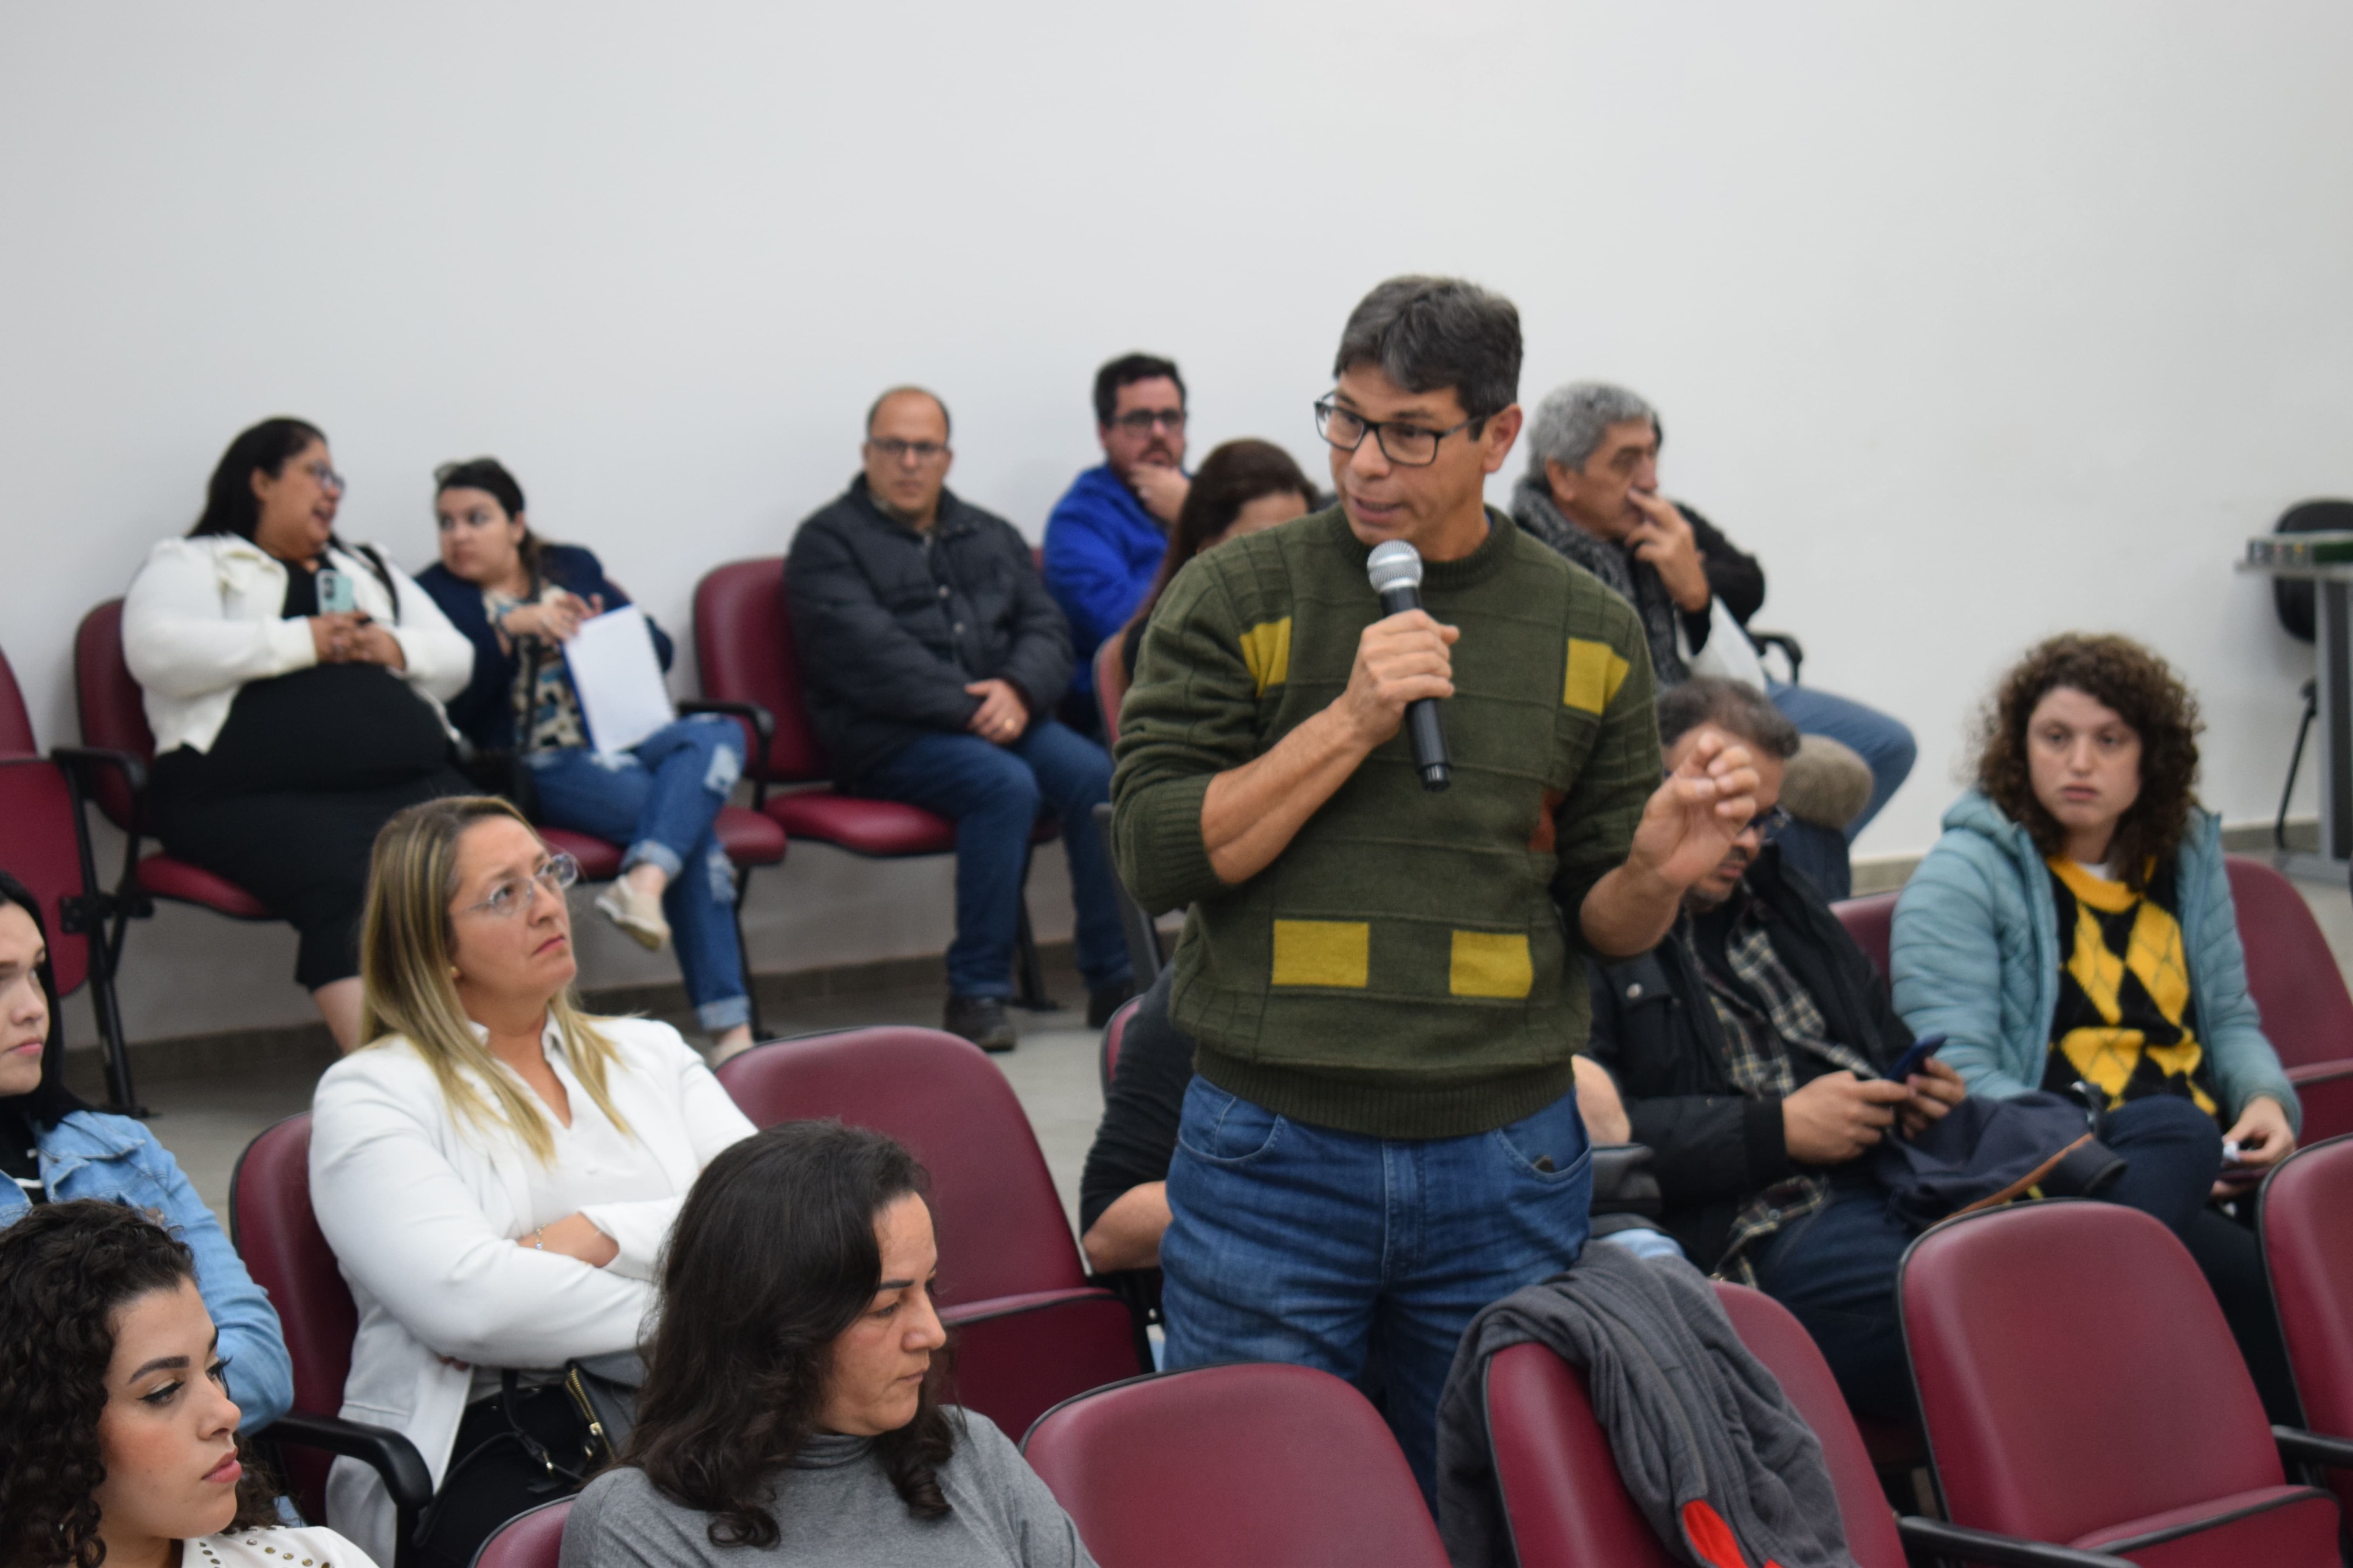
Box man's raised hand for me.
[1626,728,1760,891]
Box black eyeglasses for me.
[1314,400,1476,468]
[1746,807,1792,844]
[1110,409,1186,435]
[868,438,949,464]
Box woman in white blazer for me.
[309,796,754,1568]
[122,417,475,1049]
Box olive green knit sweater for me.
[1111,505,1660,1138]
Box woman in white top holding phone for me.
[309,795,754,1568]
[121,417,474,1050]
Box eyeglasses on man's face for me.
[868,437,949,465]
[1743,806,1793,844]
[1108,408,1186,436]
[1314,400,1476,468]
[459,851,580,920]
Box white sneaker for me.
[596,880,670,951]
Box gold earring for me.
[448,966,461,982]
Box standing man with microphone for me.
[1111,276,1760,1494]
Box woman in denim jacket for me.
[0,871,292,1429]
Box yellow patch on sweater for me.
[1238,618,1293,694]
[1563,638,1629,714]
[1271,919,1369,988]
[1449,930,1534,999]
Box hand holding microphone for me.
[1358,541,1456,792]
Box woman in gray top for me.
[561,1122,1096,1568]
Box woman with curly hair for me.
[560,1121,1095,1567]
[0,1199,374,1568]
[1892,632,2302,1419]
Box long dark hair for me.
[0,1202,281,1568]
[1973,632,2203,891]
[187,418,326,541]
[1133,439,1314,630]
[433,457,548,578]
[0,872,91,1129]
[626,1122,956,1546]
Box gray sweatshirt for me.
[560,1410,1096,1568]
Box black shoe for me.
[1085,976,1139,1030]
[944,994,1017,1053]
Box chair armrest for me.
[1747,629,1804,685]
[50,744,148,797]
[1896,1516,2126,1566]
[255,1411,432,1566]
[679,699,774,810]
[2275,1424,2353,1471]
[2286,1060,2353,1085]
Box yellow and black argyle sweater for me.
[1111,505,1660,1139]
[2039,857,2223,1123]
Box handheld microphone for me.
[1365,539,1451,793]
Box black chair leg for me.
[1011,836,1059,1011]
[2279,677,2319,851]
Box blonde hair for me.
[359,795,633,1163]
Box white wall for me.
[4,2,2349,1039]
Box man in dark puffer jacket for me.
[786,386,1135,1050]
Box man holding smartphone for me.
[1582,677,1964,1422]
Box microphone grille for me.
[1365,539,1423,592]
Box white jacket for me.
[121,534,474,756]
[308,1016,754,1566]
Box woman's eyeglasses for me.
[458,852,580,920]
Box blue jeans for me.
[1751,1093,2228,1424]
[1767,680,1917,837]
[527,715,750,1032]
[1161,1078,1594,1499]
[860,719,1130,998]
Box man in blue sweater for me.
[1043,353,1191,727]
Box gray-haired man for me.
[1513,381,1917,897]
[1113,278,1760,1493]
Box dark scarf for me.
[1510,474,1687,685]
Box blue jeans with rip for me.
[527,714,751,1032]
[1750,1092,2230,1424]
[1159,1077,1594,1501]
[859,719,1130,998]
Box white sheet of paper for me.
[563,604,675,756]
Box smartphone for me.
[317,569,357,615]
[1884,1032,1948,1084]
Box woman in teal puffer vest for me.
[1893,634,2301,1422]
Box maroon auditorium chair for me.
[2261,1134,2353,1520]
[693,558,1056,1007]
[229,1114,431,1568]
[2224,855,2353,1144]
[1022,1363,1448,1568]
[1098,991,1141,1098]
[716,1027,1139,1437]
[1900,1199,2353,1564]
[472,1499,571,1568]
[1831,890,1897,981]
[0,639,140,1108]
[1482,1281,1914,1568]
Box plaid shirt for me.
[1683,883,1877,1276]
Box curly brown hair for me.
[0,1201,282,1568]
[627,1123,958,1548]
[1973,632,2202,891]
